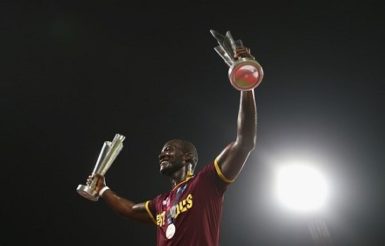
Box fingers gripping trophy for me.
[76,134,125,201]
[210,29,264,91]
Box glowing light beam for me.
[275,163,329,214]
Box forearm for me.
[101,189,152,223]
[215,90,256,180]
[235,90,257,150]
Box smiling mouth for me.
[160,160,171,167]
[160,161,172,174]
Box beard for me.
[160,160,184,176]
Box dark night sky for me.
[2,1,385,245]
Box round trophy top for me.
[228,58,264,91]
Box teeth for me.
[161,160,170,165]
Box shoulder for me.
[193,159,232,194]
[196,159,235,185]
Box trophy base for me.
[76,184,99,202]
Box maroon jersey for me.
[145,159,233,246]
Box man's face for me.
[158,141,185,176]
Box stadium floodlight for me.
[275,162,329,214]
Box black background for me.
[2,1,385,245]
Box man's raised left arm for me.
[215,87,257,183]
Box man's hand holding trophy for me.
[76,133,125,201]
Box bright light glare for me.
[275,163,328,213]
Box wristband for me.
[99,186,110,197]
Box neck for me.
[170,166,191,188]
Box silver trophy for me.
[210,29,264,91]
[76,133,125,201]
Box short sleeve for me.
[145,199,157,225]
[213,157,236,184]
[196,159,233,195]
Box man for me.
[89,34,257,246]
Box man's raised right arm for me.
[92,174,156,224]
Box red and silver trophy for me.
[76,133,125,201]
[210,30,264,91]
